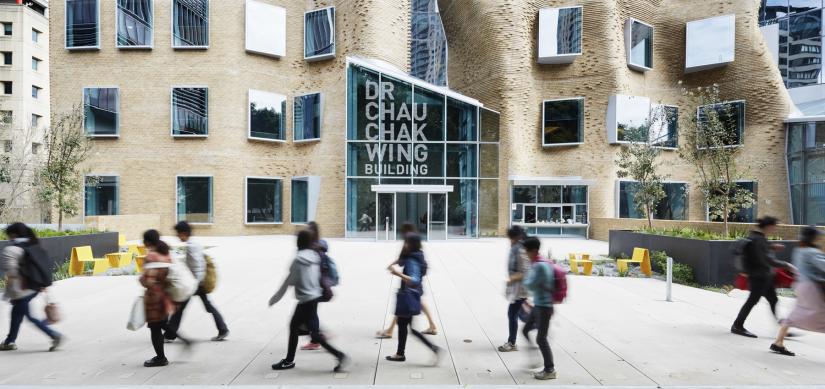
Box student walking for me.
[770,226,825,356]
[165,221,229,342]
[731,217,797,338]
[141,230,190,367]
[269,230,349,372]
[385,233,440,363]
[301,221,330,351]
[523,237,556,380]
[0,223,62,352]
[499,226,530,352]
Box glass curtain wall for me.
[410,0,448,86]
[511,185,588,237]
[788,121,825,225]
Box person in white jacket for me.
[269,229,348,372]
[164,221,229,342]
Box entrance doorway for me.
[373,189,449,240]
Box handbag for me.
[44,291,61,324]
[394,289,421,317]
[775,268,795,289]
[734,273,749,290]
[518,300,533,322]
[127,296,146,331]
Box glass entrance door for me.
[428,193,447,240]
[376,192,395,241]
[396,192,428,240]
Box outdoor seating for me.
[105,252,133,268]
[569,253,593,276]
[135,255,146,273]
[617,247,652,276]
[118,233,126,247]
[69,246,109,276]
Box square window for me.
[291,178,309,223]
[246,177,282,223]
[173,0,209,48]
[31,114,40,128]
[697,101,745,147]
[85,176,118,216]
[31,57,40,70]
[1,81,11,95]
[685,14,735,73]
[537,6,582,64]
[626,19,653,71]
[543,98,584,146]
[607,94,651,143]
[304,7,336,61]
[248,89,286,141]
[31,86,41,99]
[31,142,40,155]
[84,87,119,136]
[172,87,208,136]
[31,28,40,43]
[619,181,687,220]
[3,140,11,152]
[2,22,11,36]
[245,0,285,57]
[66,0,100,49]
[2,52,11,65]
[709,181,757,222]
[293,93,322,141]
[117,0,153,48]
[0,110,11,125]
[177,176,212,223]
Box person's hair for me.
[757,216,779,229]
[507,226,524,240]
[143,229,160,246]
[5,222,38,244]
[799,226,822,248]
[400,222,417,236]
[523,236,541,252]
[297,229,313,250]
[154,240,170,256]
[404,233,422,253]
[307,221,320,242]
[173,221,192,236]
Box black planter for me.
[0,232,119,272]
[608,230,795,286]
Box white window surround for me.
[606,94,678,149]
[625,18,653,72]
[82,86,120,138]
[695,100,746,149]
[541,97,585,147]
[244,175,283,225]
[293,92,322,143]
[244,0,286,58]
[248,89,287,143]
[303,6,336,62]
[170,86,209,138]
[115,0,154,49]
[685,14,735,73]
[65,0,101,50]
[175,174,213,225]
[291,175,321,223]
[171,0,210,49]
[537,6,582,64]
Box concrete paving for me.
[0,236,823,387]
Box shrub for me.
[0,228,100,240]
[638,227,748,241]
[650,250,695,284]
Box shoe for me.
[498,342,518,352]
[375,330,392,339]
[534,370,557,380]
[385,354,406,362]
[431,345,442,366]
[731,326,758,338]
[422,328,438,335]
[212,331,229,342]
[301,342,321,351]
[334,354,350,372]
[49,335,63,352]
[770,343,796,356]
[143,356,169,367]
[0,343,17,351]
[271,359,295,370]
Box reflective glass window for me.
[249,90,286,141]
[291,178,309,223]
[447,179,477,238]
[176,176,212,223]
[628,20,653,69]
[346,178,377,237]
[697,101,745,147]
[543,98,583,145]
[84,87,119,136]
[85,176,118,216]
[513,185,536,203]
[294,93,322,141]
[117,0,153,47]
[172,87,208,136]
[537,6,582,63]
[446,144,477,178]
[413,86,444,142]
[66,0,99,48]
[305,7,335,60]
[246,178,281,223]
[173,0,208,48]
[446,97,477,141]
[619,181,687,220]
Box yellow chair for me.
[105,252,133,268]
[137,245,147,256]
[569,253,594,276]
[617,248,652,276]
[118,233,126,247]
[69,246,110,276]
[135,255,146,273]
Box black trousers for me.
[533,306,555,373]
[396,316,436,356]
[734,275,778,328]
[285,299,343,362]
[165,286,228,340]
[507,298,525,344]
[148,321,166,359]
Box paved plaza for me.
[1,236,825,387]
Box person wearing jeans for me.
[499,226,529,352]
[4,292,59,348]
[523,237,556,380]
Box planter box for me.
[0,232,119,272]
[609,230,795,286]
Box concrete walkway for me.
[0,236,823,386]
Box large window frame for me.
[696,100,746,148]
[304,6,336,61]
[706,180,758,223]
[245,176,283,225]
[509,183,589,237]
[172,0,209,49]
[115,0,154,49]
[616,180,689,221]
[176,175,213,224]
[542,97,584,147]
[537,6,583,64]
[83,86,120,138]
[293,92,322,142]
[84,174,119,217]
[291,177,310,224]
[171,86,209,137]
[66,0,101,50]
[248,89,287,142]
[625,18,654,71]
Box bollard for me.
[385,217,390,240]
[666,256,673,302]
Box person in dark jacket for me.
[732,217,797,338]
[385,233,440,363]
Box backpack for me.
[201,254,217,294]
[318,253,339,302]
[145,260,198,302]
[17,243,52,290]
[538,259,567,304]
[731,237,752,272]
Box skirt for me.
[786,280,825,333]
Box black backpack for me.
[317,253,338,303]
[731,237,752,273]
[16,243,53,290]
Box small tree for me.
[615,106,669,229]
[679,84,754,237]
[0,111,45,222]
[37,106,93,231]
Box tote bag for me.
[394,289,421,317]
[127,296,146,331]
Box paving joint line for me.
[425,248,462,385]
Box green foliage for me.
[615,118,668,229]
[0,228,100,240]
[53,260,72,282]
[638,227,749,241]
[650,250,695,284]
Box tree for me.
[615,106,669,229]
[679,84,754,237]
[37,106,93,231]
[0,111,45,222]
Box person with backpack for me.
[522,237,557,380]
[770,226,825,356]
[731,217,797,338]
[140,229,191,367]
[499,226,530,352]
[0,223,61,352]
[269,229,349,372]
[164,221,229,343]
[300,221,337,351]
[385,233,441,363]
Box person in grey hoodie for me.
[164,221,229,342]
[499,226,530,352]
[269,229,348,372]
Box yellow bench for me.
[118,233,126,247]
[69,246,110,276]
[105,252,133,268]
[617,247,652,276]
[569,253,593,275]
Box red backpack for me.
[538,257,567,304]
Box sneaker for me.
[731,326,758,338]
[143,356,169,367]
[334,354,350,372]
[498,342,518,352]
[271,359,295,370]
[0,343,17,351]
[49,335,63,352]
[301,342,321,351]
[212,331,229,342]
[534,370,557,380]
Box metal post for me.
[385,217,389,240]
[666,256,673,302]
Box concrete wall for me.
[590,217,817,241]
